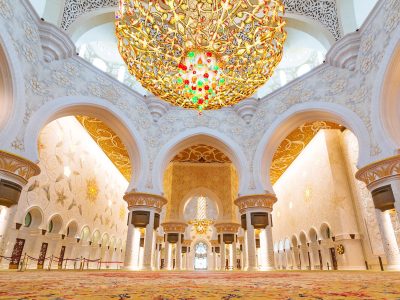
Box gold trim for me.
[271,121,343,184]
[355,155,400,187]
[172,144,231,164]
[123,192,167,212]
[0,150,40,183]
[161,222,188,233]
[234,193,277,214]
[214,222,240,234]
[76,116,131,181]
[182,240,192,246]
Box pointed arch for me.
[253,102,372,192]
[152,127,250,195]
[23,96,148,191]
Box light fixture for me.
[189,196,214,234]
[116,0,286,113]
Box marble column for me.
[242,234,248,270]
[161,222,187,271]
[214,223,240,271]
[142,211,155,270]
[0,150,40,265]
[123,192,167,271]
[235,193,277,272]
[375,209,400,270]
[220,239,226,270]
[245,212,257,271]
[231,240,237,270]
[165,240,172,270]
[356,155,400,271]
[124,212,136,269]
[176,234,182,270]
[265,221,275,270]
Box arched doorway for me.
[194,242,208,270]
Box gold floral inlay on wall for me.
[271,121,343,184]
[76,116,131,181]
[172,144,231,163]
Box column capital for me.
[210,240,219,247]
[214,222,240,234]
[123,192,167,212]
[156,235,164,243]
[161,222,187,233]
[0,150,40,185]
[182,240,192,246]
[234,193,277,214]
[355,155,400,188]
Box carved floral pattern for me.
[161,222,187,233]
[172,144,231,164]
[214,222,241,234]
[234,194,277,214]
[123,192,167,212]
[283,0,341,40]
[0,150,40,183]
[355,155,400,187]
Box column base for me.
[387,264,400,271]
[246,266,258,271]
[259,266,275,271]
[337,266,367,271]
[123,265,141,271]
[140,265,154,271]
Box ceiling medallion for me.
[116,0,286,113]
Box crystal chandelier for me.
[116,0,286,112]
[189,196,214,235]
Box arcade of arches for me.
[1,0,400,299]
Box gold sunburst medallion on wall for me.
[86,178,99,203]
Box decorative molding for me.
[0,150,40,184]
[146,96,170,123]
[156,235,164,243]
[233,98,259,124]
[210,240,219,247]
[326,31,361,71]
[234,194,277,214]
[123,192,167,212]
[60,0,341,41]
[38,20,76,62]
[161,222,187,233]
[182,240,192,246]
[355,155,400,187]
[61,0,118,30]
[214,222,240,234]
[172,144,231,164]
[283,0,341,40]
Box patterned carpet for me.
[0,270,399,300]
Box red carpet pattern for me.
[0,270,399,299]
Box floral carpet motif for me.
[0,270,399,299]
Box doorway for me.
[194,242,208,270]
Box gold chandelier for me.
[189,196,214,234]
[116,0,286,112]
